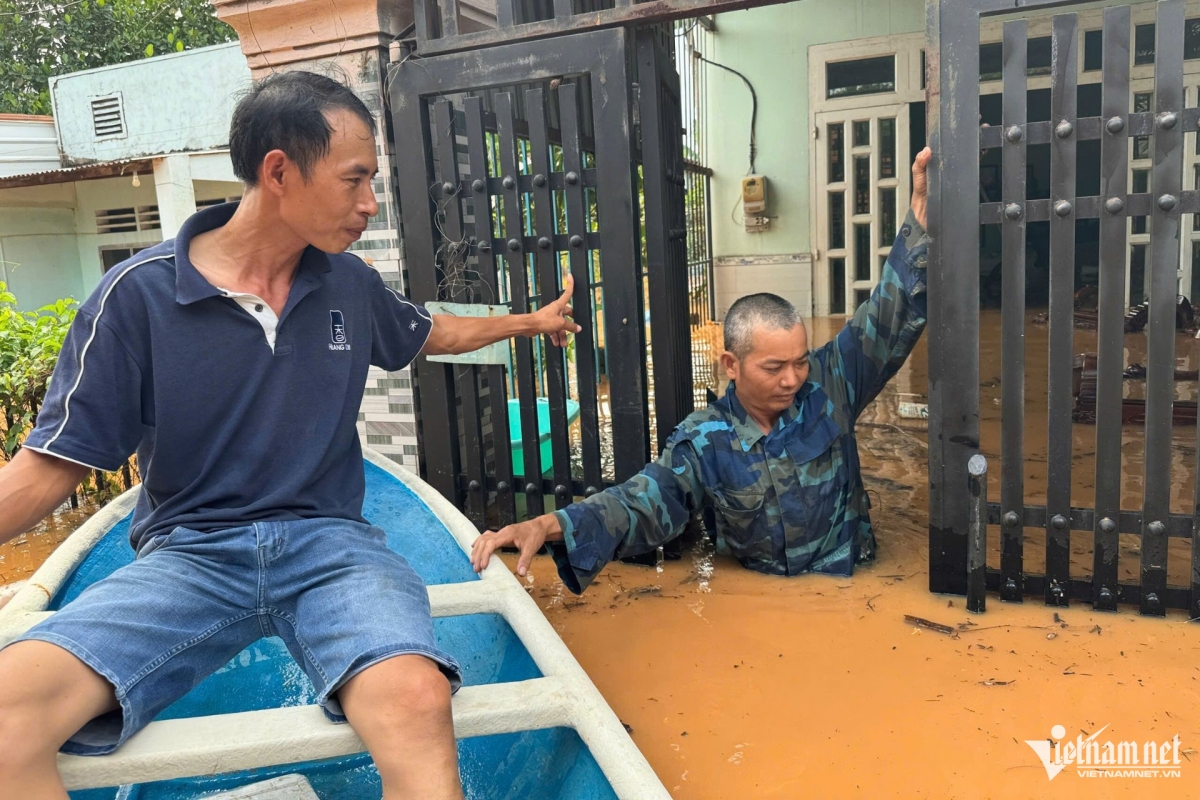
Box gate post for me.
[926,0,981,595]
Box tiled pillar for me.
[211,0,423,470]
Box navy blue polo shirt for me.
[24,202,432,553]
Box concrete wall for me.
[50,43,251,165]
[707,0,924,315]
[0,185,81,310]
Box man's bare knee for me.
[0,641,118,755]
[341,654,453,729]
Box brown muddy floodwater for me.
[6,312,1200,797]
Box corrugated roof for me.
[0,157,154,190]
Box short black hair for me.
[229,70,377,186]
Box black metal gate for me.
[929,0,1200,616]
[390,24,694,528]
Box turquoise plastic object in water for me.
[60,461,619,800]
[508,398,581,478]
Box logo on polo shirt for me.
[329,310,351,351]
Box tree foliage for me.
[0,0,237,115]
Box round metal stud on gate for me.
[1054,200,1073,217]
[1055,120,1074,138]
[554,484,568,497]
[1157,194,1178,212]
[1050,582,1065,603]
[468,480,482,492]
[538,236,552,250]
[585,485,599,497]
[1148,520,1167,536]
[1098,586,1114,604]
[1099,516,1117,534]
[1003,511,1020,527]
[565,171,580,185]
[1104,197,1125,215]
[525,482,538,494]
[533,173,547,188]
[502,176,516,190]
[569,234,584,248]
[472,179,486,193]
[1005,125,1023,143]
[507,238,521,252]
[1004,577,1019,597]
[1159,111,1179,130]
[442,182,456,197]
[1051,514,1067,530]
[478,241,492,252]
[1004,203,1023,221]
[1105,116,1125,134]
[1145,592,1162,611]
[497,481,511,493]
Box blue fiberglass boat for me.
[0,450,669,800]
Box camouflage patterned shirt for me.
[550,211,929,593]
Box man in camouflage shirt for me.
[471,148,932,593]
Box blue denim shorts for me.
[12,518,462,756]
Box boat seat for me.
[208,774,319,799]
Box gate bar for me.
[434,100,488,528]
[525,87,576,513]
[968,454,988,614]
[464,96,519,527]
[1093,4,1131,613]
[1045,12,1077,607]
[999,18,1028,603]
[1142,0,1186,617]
[394,84,461,508]
[559,83,605,495]
[495,93,547,518]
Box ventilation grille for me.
[90,94,125,139]
[96,205,159,234]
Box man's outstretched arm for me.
[0,449,89,545]
[422,275,582,356]
[470,433,705,593]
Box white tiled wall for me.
[713,253,814,321]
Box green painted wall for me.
[708,0,924,259]
[0,185,83,310]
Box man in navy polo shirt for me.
[0,72,579,799]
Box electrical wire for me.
[693,51,757,175]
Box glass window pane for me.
[853,120,870,147]
[1188,18,1200,60]
[980,42,1002,81]
[1027,36,1052,76]
[1084,30,1103,71]
[855,289,872,309]
[1130,244,1147,305]
[829,123,845,183]
[1132,168,1149,234]
[1133,93,1152,160]
[854,156,870,215]
[855,224,871,281]
[831,258,846,314]
[1135,24,1155,65]
[1193,242,1200,301]
[879,118,896,179]
[827,56,895,99]
[830,192,845,249]
[880,188,896,246]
